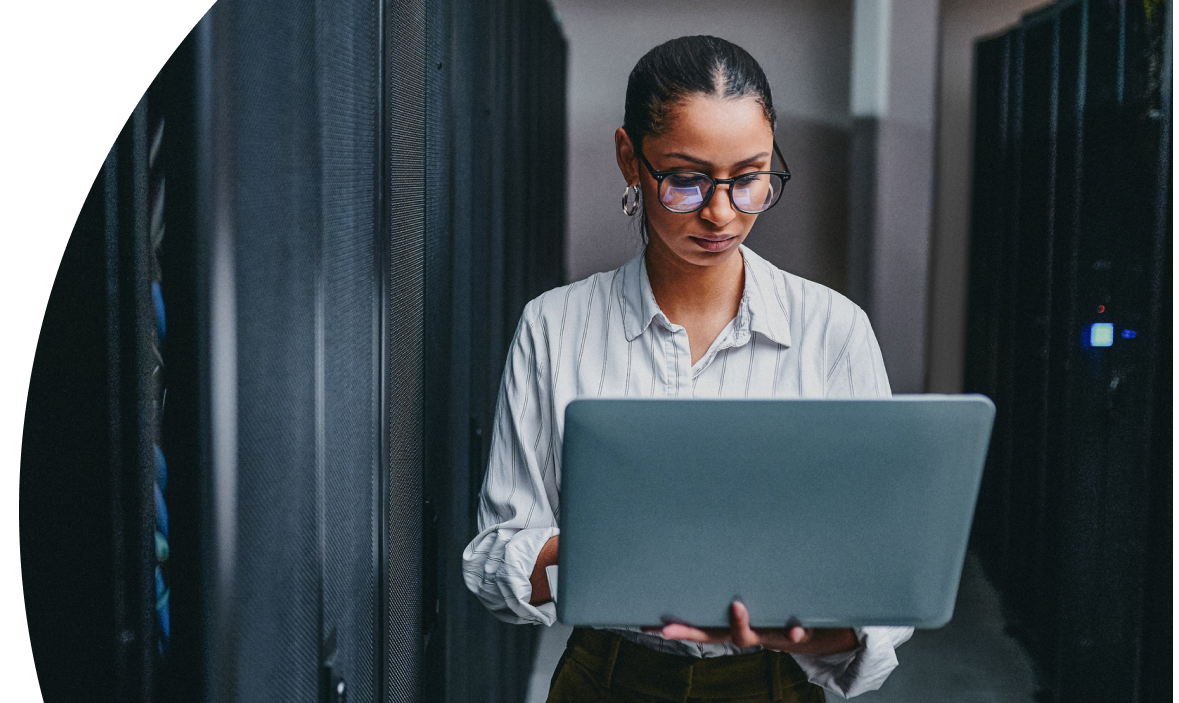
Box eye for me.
[667,172,708,188]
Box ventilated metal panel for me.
[420,1,452,696]
[384,0,427,700]
[318,0,383,701]
[220,0,324,698]
[419,2,567,702]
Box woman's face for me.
[616,94,775,269]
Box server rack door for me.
[318,0,384,700]
[196,0,390,699]
[384,0,428,701]
[22,97,165,703]
[1005,10,1059,662]
[967,1,1171,700]
[420,1,568,701]
[200,0,325,697]
[964,33,1012,571]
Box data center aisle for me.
[525,553,1038,702]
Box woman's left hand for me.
[650,600,860,656]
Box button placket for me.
[676,328,693,396]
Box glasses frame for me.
[635,139,792,215]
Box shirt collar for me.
[616,245,792,348]
[739,245,793,348]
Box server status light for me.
[1090,323,1115,347]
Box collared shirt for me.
[462,245,913,698]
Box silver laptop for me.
[556,395,995,629]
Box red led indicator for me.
[1097,305,1105,313]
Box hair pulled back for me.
[623,35,776,146]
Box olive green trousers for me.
[546,628,827,703]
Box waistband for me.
[563,627,823,702]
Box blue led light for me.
[1122,329,1137,339]
[1090,323,1114,347]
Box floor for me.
[524,553,1040,702]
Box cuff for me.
[790,626,913,698]
[546,564,559,603]
[496,526,561,626]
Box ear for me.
[614,127,640,186]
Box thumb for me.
[730,599,759,647]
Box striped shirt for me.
[462,245,913,698]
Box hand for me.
[647,599,860,656]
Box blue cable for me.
[152,282,166,345]
[155,565,171,653]
[154,445,167,493]
[153,483,169,540]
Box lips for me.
[689,235,737,252]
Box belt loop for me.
[768,651,783,701]
[600,634,623,689]
[679,664,694,703]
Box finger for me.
[786,625,812,644]
[729,600,760,648]
[660,624,728,643]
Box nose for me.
[698,182,737,227]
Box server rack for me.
[421,2,568,702]
[965,1,1171,701]
[20,98,159,703]
[20,0,567,701]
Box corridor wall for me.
[964,1,1171,701]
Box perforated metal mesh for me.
[385,0,427,700]
[319,0,382,700]
[193,0,564,700]
[218,0,323,698]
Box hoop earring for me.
[621,184,640,216]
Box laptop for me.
[556,395,995,629]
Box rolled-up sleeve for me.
[799,301,914,697]
[462,301,561,626]
[792,626,914,698]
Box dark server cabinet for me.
[965,1,1171,701]
[21,0,566,702]
[420,2,568,703]
[195,0,388,699]
[21,101,162,703]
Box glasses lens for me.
[659,173,712,212]
[731,173,785,213]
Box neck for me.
[644,235,744,324]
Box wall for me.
[847,0,941,394]
[550,0,854,291]
[925,0,1049,392]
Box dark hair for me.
[623,35,776,146]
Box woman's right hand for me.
[528,535,560,605]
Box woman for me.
[463,36,913,702]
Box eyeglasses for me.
[635,140,791,215]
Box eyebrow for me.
[660,151,771,169]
